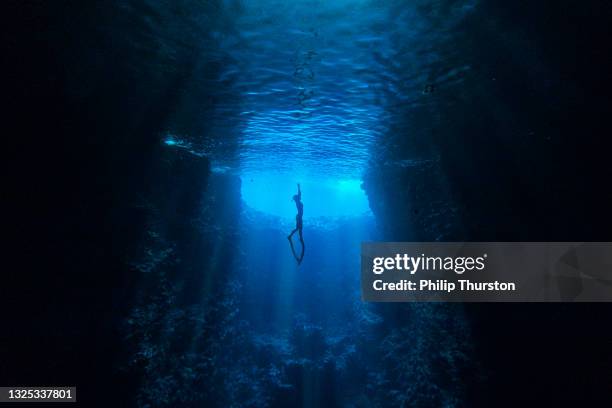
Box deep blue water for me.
[207,0,475,328]
[144,1,479,406]
[6,0,612,406]
[168,0,475,183]
[182,1,474,406]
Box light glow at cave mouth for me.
[240,173,372,220]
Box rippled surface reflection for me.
[208,0,477,179]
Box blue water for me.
[225,2,473,405]
[141,1,479,405]
[241,176,370,218]
[206,0,475,182]
[222,0,384,179]
[205,0,474,225]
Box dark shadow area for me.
[364,1,612,406]
[4,1,238,405]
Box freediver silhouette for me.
[288,183,305,264]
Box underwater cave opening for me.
[240,172,372,221]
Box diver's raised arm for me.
[297,183,301,199]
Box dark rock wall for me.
[362,2,612,406]
[364,0,612,242]
[3,1,236,405]
[121,166,244,407]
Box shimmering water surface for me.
[191,0,477,216]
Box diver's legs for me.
[288,234,302,264]
[297,228,304,264]
[288,227,297,239]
